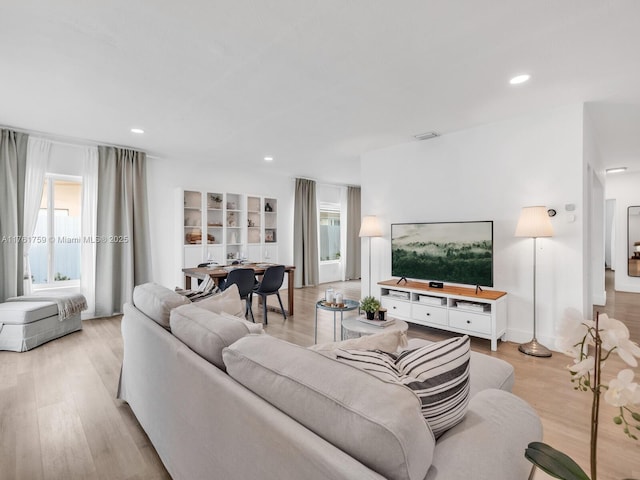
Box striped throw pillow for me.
[336,335,470,437]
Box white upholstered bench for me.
[0,299,83,352]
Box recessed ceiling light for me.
[131,128,144,134]
[264,156,273,161]
[606,167,627,174]
[509,74,531,85]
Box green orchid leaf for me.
[525,442,590,480]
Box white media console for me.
[378,279,508,351]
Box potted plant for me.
[360,296,381,320]
[524,309,640,480]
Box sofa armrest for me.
[425,389,542,480]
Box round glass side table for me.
[314,299,360,343]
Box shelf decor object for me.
[359,215,382,296]
[515,205,554,357]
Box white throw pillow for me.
[308,329,408,357]
[194,284,244,317]
[335,335,471,438]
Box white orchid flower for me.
[604,369,640,407]
[568,356,595,378]
[599,314,630,348]
[557,308,594,358]
[616,339,640,368]
[598,314,640,367]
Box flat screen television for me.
[391,221,493,287]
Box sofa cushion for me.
[424,389,543,480]
[0,301,59,325]
[216,311,264,334]
[170,304,251,370]
[193,283,244,318]
[335,336,470,437]
[308,329,408,357]
[133,283,191,328]
[223,334,434,480]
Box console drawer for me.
[449,309,491,335]
[411,303,447,326]
[381,297,411,318]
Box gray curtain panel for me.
[0,129,28,302]
[293,178,319,288]
[95,146,151,316]
[345,186,361,280]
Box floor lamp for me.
[515,206,554,357]
[359,215,382,297]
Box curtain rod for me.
[293,176,361,189]
[0,124,160,159]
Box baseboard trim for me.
[593,291,606,307]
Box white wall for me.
[146,158,295,289]
[360,104,587,348]
[605,199,616,269]
[606,171,640,293]
[583,110,606,307]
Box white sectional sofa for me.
[118,284,542,480]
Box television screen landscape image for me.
[391,221,494,287]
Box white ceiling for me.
[2,0,640,185]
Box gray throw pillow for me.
[193,283,244,317]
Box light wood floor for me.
[1,272,639,479]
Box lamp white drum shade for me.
[359,215,382,237]
[514,206,554,238]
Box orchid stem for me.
[590,312,602,480]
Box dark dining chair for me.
[223,267,256,322]
[252,265,286,325]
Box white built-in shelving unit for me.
[179,190,278,267]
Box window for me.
[30,175,82,287]
[319,209,341,262]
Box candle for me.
[325,288,334,303]
[335,292,343,306]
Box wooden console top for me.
[378,279,507,301]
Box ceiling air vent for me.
[414,131,440,141]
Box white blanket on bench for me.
[7,293,87,321]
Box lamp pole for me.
[359,215,382,298]
[367,235,373,296]
[515,206,554,358]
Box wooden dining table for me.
[181,264,296,315]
